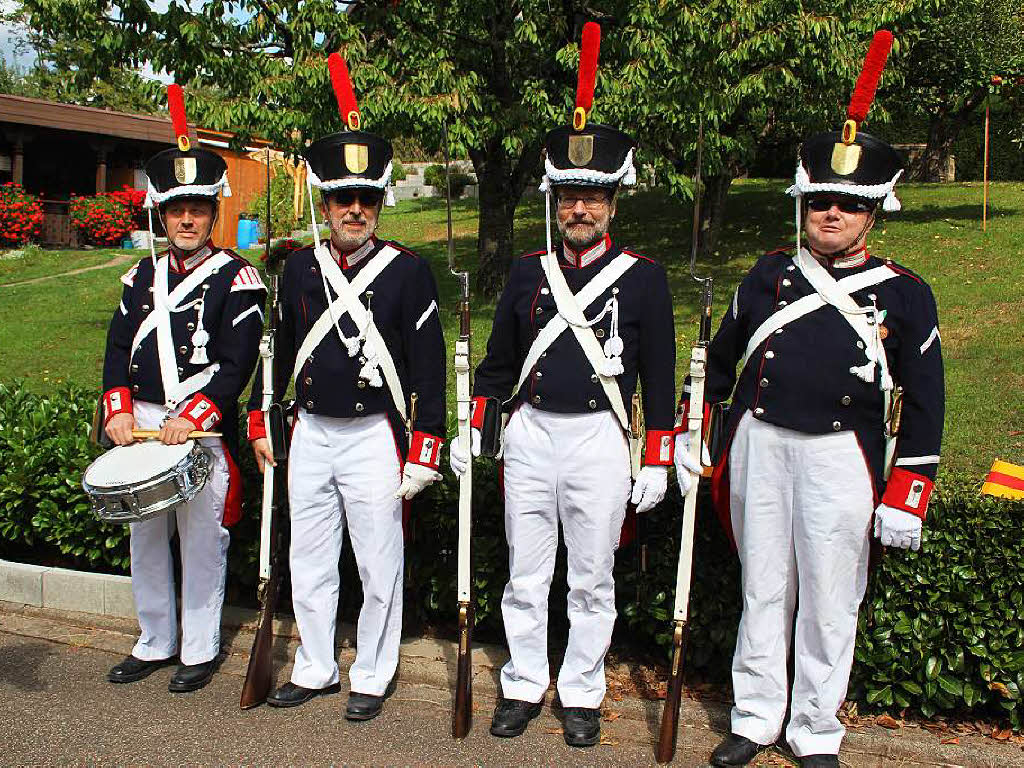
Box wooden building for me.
[0,94,273,247]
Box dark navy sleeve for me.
[100,263,142,423]
[881,277,945,518]
[638,261,676,433]
[245,257,298,439]
[402,255,447,444]
[473,256,524,402]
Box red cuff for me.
[470,396,489,430]
[674,400,711,435]
[644,430,675,466]
[247,410,267,441]
[181,393,222,431]
[408,431,445,470]
[103,387,133,425]
[882,468,933,520]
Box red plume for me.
[847,30,894,124]
[575,22,601,120]
[167,84,188,140]
[328,53,360,130]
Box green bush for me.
[246,169,300,242]
[423,164,472,198]
[392,161,408,182]
[1,380,1020,729]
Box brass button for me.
[306,400,314,409]
[355,402,364,412]
[177,366,184,375]
[535,306,543,315]
[307,355,314,364]
[178,345,188,354]
[588,399,597,409]
[857,341,865,349]
[532,395,541,404]
[187,322,195,330]
[131,385,139,393]
[540,352,547,359]
[357,380,366,389]
[787,265,795,272]
[130,364,139,373]
[201,283,210,290]
[754,407,764,416]
[832,421,842,431]
[841,395,852,406]
[358,356,367,365]
[777,300,788,309]
[311,266,318,274]
[759,377,769,388]
[304,377,313,386]
[535,371,543,379]
[591,373,599,383]
[141,304,150,311]
[782,279,791,287]
[764,351,775,359]
[595,328,605,339]
[774,328,784,335]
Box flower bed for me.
[0,183,44,247]
[70,186,146,247]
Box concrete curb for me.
[0,559,135,618]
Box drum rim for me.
[83,441,205,494]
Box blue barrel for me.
[237,216,255,250]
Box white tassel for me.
[385,186,396,207]
[190,343,209,365]
[343,336,362,357]
[359,359,384,388]
[599,357,625,377]
[849,362,876,383]
[620,160,636,186]
[538,175,551,193]
[882,190,901,212]
[220,172,232,198]
[189,292,210,364]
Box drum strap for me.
[131,252,231,410]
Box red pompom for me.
[575,22,601,115]
[847,30,894,124]
[167,84,188,140]
[328,53,360,129]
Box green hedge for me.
[1,381,1021,729]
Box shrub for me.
[70,186,144,246]
[391,161,407,182]
[0,183,44,247]
[246,170,300,241]
[1,379,1021,730]
[424,164,472,198]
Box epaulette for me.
[120,263,139,287]
[231,264,267,291]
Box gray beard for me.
[559,219,609,251]
[329,220,376,252]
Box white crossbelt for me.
[293,244,407,422]
[130,252,230,409]
[508,251,637,433]
[740,256,899,372]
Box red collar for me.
[810,245,869,270]
[330,236,377,269]
[168,241,215,273]
[561,234,611,268]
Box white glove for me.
[873,504,922,551]
[395,462,442,500]
[448,431,478,477]
[673,431,708,497]
[631,465,668,514]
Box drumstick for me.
[131,430,223,439]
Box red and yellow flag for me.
[981,459,1024,500]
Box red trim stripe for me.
[985,472,1024,492]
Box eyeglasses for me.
[557,193,611,210]
[329,189,384,208]
[806,196,875,214]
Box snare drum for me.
[82,440,212,523]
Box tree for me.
[878,0,1024,182]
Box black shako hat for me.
[144,84,230,208]
[788,30,904,212]
[304,53,395,203]
[540,22,637,191]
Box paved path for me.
[0,252,135,288]
[1,603,1021,766]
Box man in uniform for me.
[449,23,676,748]
[675,33,945,768]
[247,54,446,720]
[103,84,266,692]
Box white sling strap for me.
[508,250,637,432]
[131,252,230,409]
[293,244,407,422]
[740,255,899,372]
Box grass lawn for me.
[0,245,135,285]
[1,181,1020,476]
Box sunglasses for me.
[806,196,875,214]
[328,189,384,208]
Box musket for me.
[445,120,475,740]
[240,148,288,709]
[656,119,710,764]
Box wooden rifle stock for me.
[452,601,474,738]
[656,620,688,763]
[239,516,283,708]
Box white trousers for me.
[129,401,230,666]
[287,411,404,694]
[728,411,874,757]
[499,404,631,709]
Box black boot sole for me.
[564,730,600,748]
[268,683,342,709]
[490,707,542,738]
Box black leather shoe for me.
[267,681,341,708]
[107,655,174,684]
[489,698,543,738]
[710,733,770,766]
[800,755,839,768]
[562,707,601,747]
[168,659,217,692]
[345,691,385,721]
